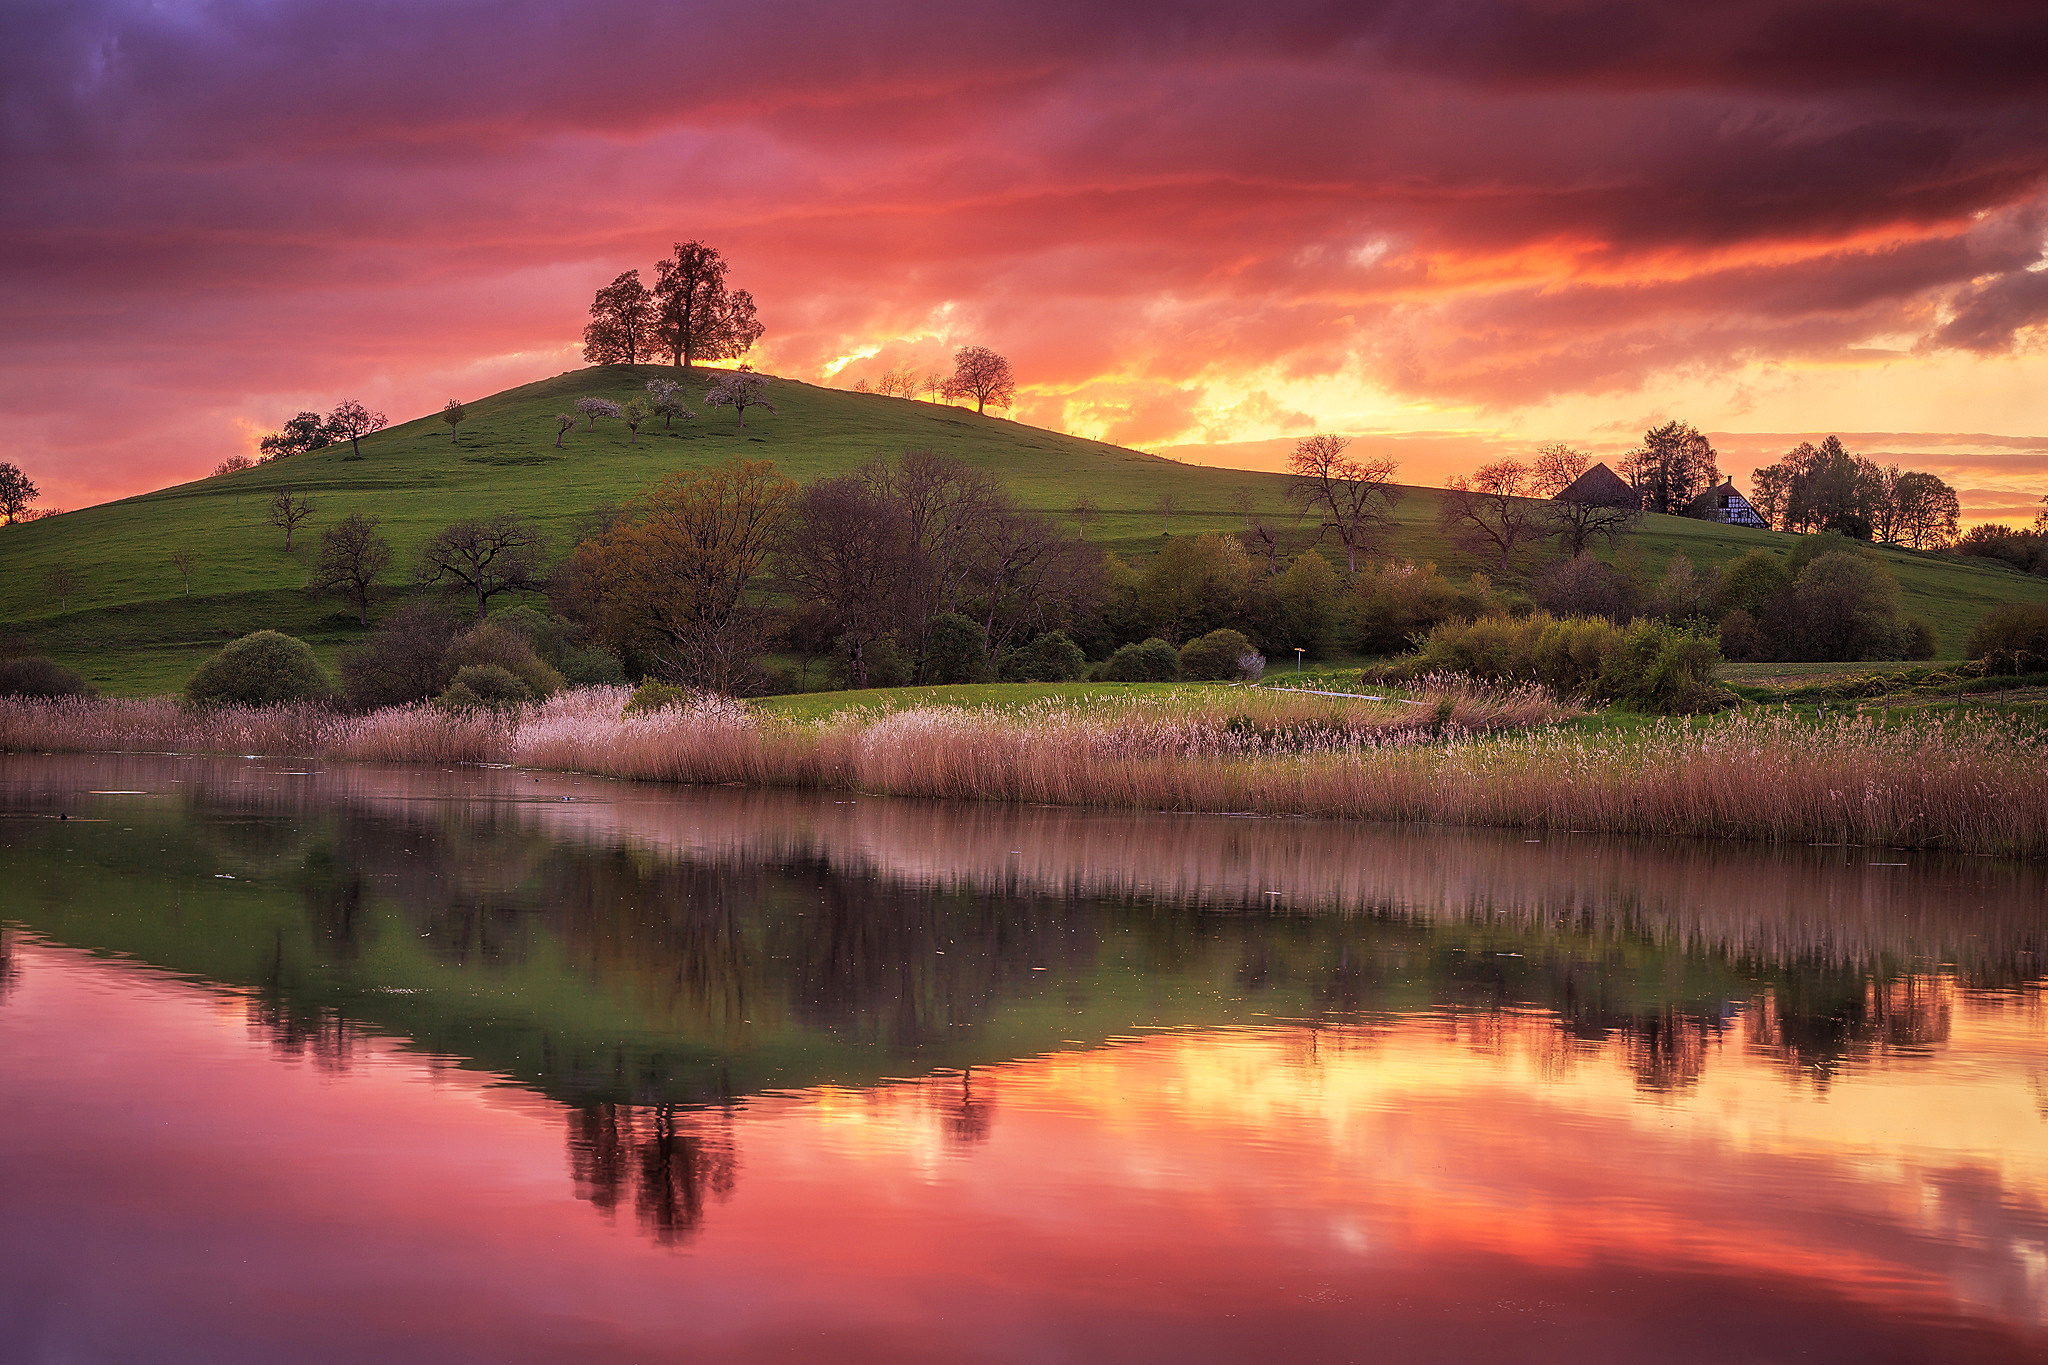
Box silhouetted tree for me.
[1441,460,1545,569]
[1624,421,1719,515]
[1891,471,1960,550]
[0,462,37,524]
[325,401,387,457]
[259,411,331,461]
[941,346,1015,414]
[703,369,775,428]
[652,242,763,369]
[779,475,905,687]
[312,512,393,625]
[1288,433,1401,572]
[583,269,658,364]
[268,487,315,550]
[441,399,467,444]
[416,513,546,620]
[1529,442,1589,498]
[1545,489,1639,557]
[214,454,256,476]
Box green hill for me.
[3,363,2044,694]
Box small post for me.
[1295,647,1305,683]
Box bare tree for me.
[1530,443,1590,498]
[441,400,468,445]
[1154,493,1178,536]
[415,514,546,621]
[171,549,195,597]
[1233,487,1300,573]
[575,397,623,431]
[0,461,38,524]
[312,512,393,625]
[703,370,776,429]
[777,476,905,687]
[45,564,78,612]
[1440,460,1545,569]
[1071,497,1100,540]
[1544,494,1639,557]
[923,372,945,403]
[555,413,576,448]
[867,450,1006,672]
[966,508,1094,662]
[1288,434,1401,573]
[326,401,388,457]
[941,346,1016,415]
[268,488,315,550]
[214,454,255,476]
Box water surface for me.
[2,754,2043,1363]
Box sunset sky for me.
[6,1,2048,521]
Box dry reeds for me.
[4,686,2044,856]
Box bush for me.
[1598,619,1726,714]
[1902,617,1937,661]
[1099,637,1182,682]
[1531,553,1630,620]
[1786,550,1906,661]
[1273,551,1343,656]
[1952,525,2048,577]
[338,600,462,708]
[1001,631,1087,683]
[445,622,565,698]
[848,636,914,689]
[625,678,695,714]
[438,664,532,710]
[1966,603,2048,674]
[492,602,625,685]
[1346,561,1502,655]
[1409,611,1726,713]
[185,631,331,706]
[1717,609,1766,662]
[0,655,92,699]
[1715,549,1790,619]
[923,613,992,684]
[1179,628,1261,681]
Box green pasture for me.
[4,362,2046,694]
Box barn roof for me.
[1557,462,1638,508]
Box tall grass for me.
[4,685,2044,855]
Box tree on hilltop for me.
[259,412,331,461]
[584,270,659,364]
[1624,421,1718,515]
[0,462,38,524]
[1440,459,1545,570]
[1288,433,1400,573]
[704,369,776,429]
[941,346,1015,415]
[215,454,256,476]
[1529,443,1589,499]
[442,400,468,444]
[652,242,763,369]
[326,401,388,457]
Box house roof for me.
[1557,462,1637,508]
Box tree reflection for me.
[567,1103,739,1244]
[0,926,16,1006]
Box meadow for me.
[5,364,2045,695]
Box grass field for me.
[4,362,2046,694]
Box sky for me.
[5,1,2048,523]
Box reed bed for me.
[3,686,2043,855]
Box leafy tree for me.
[185,631,330,705]
[445,622,564,697]
[1788,550,1907,661]
[583,269,658,364]
[1748,462,1793,529]
[652,242,762,369]
[1715,548,1790,619]
[703,369,776,429]
[441,399,468,444]
[570,459,793,692]
[1000,630,1086,682]
[777,474,902,687]
[922,613,992,684]
[941,346,1015,414]
[312,512,393,625]
[1179,628,1260,681]
[1623,421,1719,515]
[214,454,256,476]
[325,401,387,457]
[621,397,649,446]
[1529,443,1589,498]
[337,600,462,707]
[646,377,694,428]
[170,549,195,597]
[0,462,37,524]
[1274,550,1343,655]
[1288,433,1401,572]
[555,413,576,448]
[1892,472,1960,550]
[1440,459,1544,569]
[1778,436,1878,537]
[1135,533,1254,643]
[1100,638,1181,681]
[259,411,331,461]
[575,396,622,431]
[267,487,314,550]
[416,513,547,621]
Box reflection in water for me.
[0,754,2044,1361]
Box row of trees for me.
[583,242,764,369]
[847,346,1019,414]
[1747,436,1960,547]
[246,400,390,467]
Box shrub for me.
[625,678,696,714]
[1952,525,2048,577]
[1346,561,1502,655]
[0,655,91,699]
[923,613,992,684]
[1179,628,1261,681]
[445,622,565,698]
[1408,612,1726,713]
[1001,631,1087,683]
[185,631,331,706]
[338,600,462,708]
[1967,603,2048,674]
[1718,609,1766,662]
[1715,549,1790,619]
[1273,551,1344,656]
[1099,637,1182,682]
[1531,553,1629,620]
[439,664,532,710]
[556,646,627,687]
[1902,617,1937,661]
[846,636,914,690]
[1787,550,1906,661]
[1597,619,1726,714]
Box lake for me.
[1,753,2043,1363]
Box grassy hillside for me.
[4,363,2045,694]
